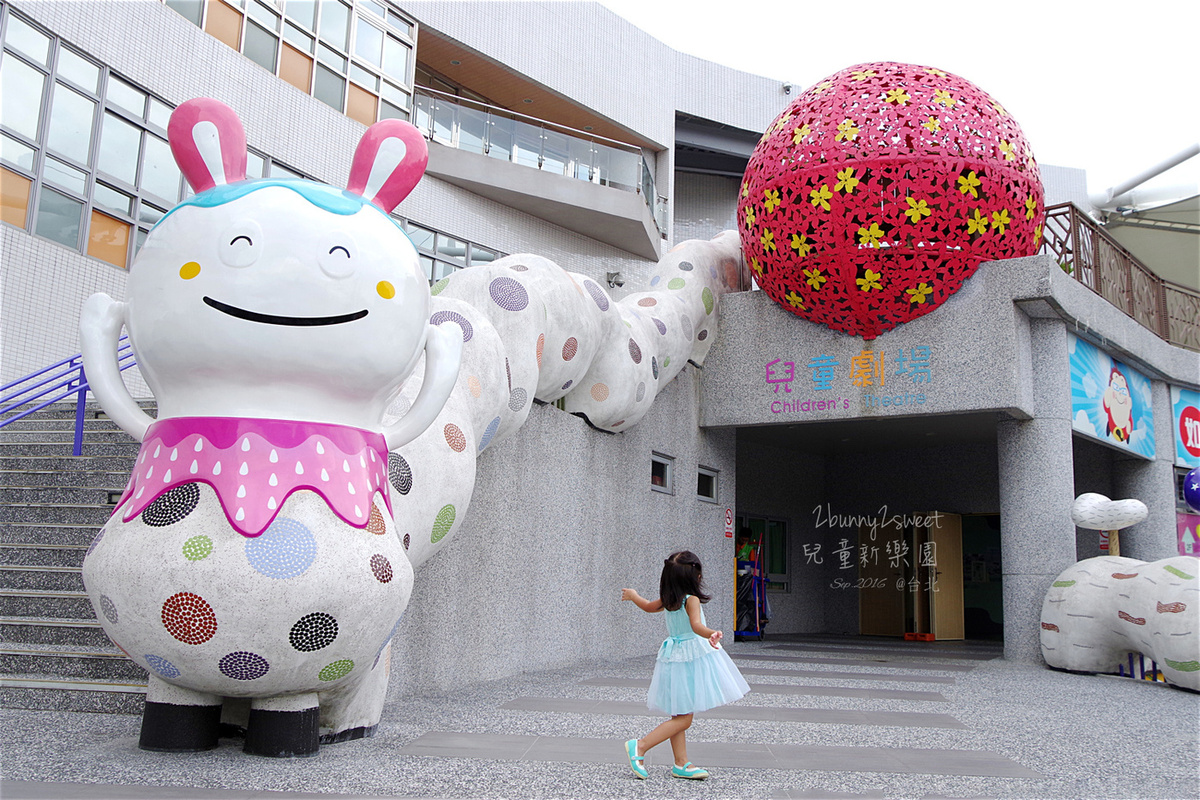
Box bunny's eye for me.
[219,221,262,268]
[319,235,357,278]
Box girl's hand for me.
[708,630,723,649]
[621,588,638,602]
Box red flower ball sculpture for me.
[739,62,1045,339]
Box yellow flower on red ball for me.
[744,206,756,227]
[803,267,825,289]
[792,124,811,145]
[809,185,833,211]
[785,290,805,309]
[856,269,883,291]
[763,188,782,214]
[1025,195,1037,220]
[835,167,859,193]
[760,229,776,252]
[835,119,859,142]
[884,88,910,105]
[790,233,812,257]
[966,209,988,235]
[857,224,885,248]
[906,283,933,304]
[991,209,1011,234]
[904,197,932,223]
[957,171,982,199]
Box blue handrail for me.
[0,337,137,456]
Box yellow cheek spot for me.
[376,281,395,299]
[179,262,201,280]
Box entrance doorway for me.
[858,512,965,640]
[962,514,1004,640]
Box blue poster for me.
[1173,385,1200,469]
[1068,333,1155,459]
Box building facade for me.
[2,0,1196,700]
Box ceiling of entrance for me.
[735,411,1000,455]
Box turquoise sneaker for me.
[625,739,647,779]
[671,762,709,780]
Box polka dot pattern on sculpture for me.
[638,298,656,307]
[650,275,661,287]
[367,504,387,535]
[402,533,410,550]
[429,310,473,342]
[628,339,642,364]
[584,280,609,311]
[591,383,610,402]
[370,553,393,583]
[681,316,692,339]
[479,417,500,451]
[219,650,269,681]
[244,518,317,580]
[697,329,709,341]
[509,263,528,272]
[141,483,200,527]
[431,505,455,543]
[182,535,213,561]
[100,594,118,624]
[652,357,659,380]
[319,659,354,682]
[636,382,646,402]
[702,287,714,315]
[508,388,527,412]
[561,380,573,391]
[678,261,693,271]
[653,318,666,335]
[86,529,105,557]
[489,276,529,311]
[444,424,467,453]
[562,338,578,361]
[161,592,217,645]
[387,453,412,495]
[468,376,482,397]
[290,612,338,652]
[536,333,544,368]
[668,278,686,290]
[145,654,180,679]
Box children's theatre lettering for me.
[765,346,935,415]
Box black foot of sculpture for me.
[244,706,320,758]
[139,701,221,752]
[319,724,376,745]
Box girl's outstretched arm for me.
[685,595,723,648]
[621,588,664,613]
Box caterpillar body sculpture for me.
[80,98,747,757]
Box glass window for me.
[1,166,32,227]
[354,17,382,66]
[282,21,313,52]
[382,35,407,80]
[87,208,131,268]
[138,202,166,225]
[0,134,36,171]
[246,150,265,178]
[268,161,301,180]
[419,254,434,282]
[470,246,497,266]
[46,84,95,165]
[406,223,435,251]
[34,186,82,248]
[165,0,204,26]
[1,56,46,142]
[205,0,244,51]
[105,76,146,119]
[386,11,413,38]
[147,98,172,130]
[651,453,674,494]
[313,64,345,111]
[57,48,99,93]
[317,0,349,49]
[436,234,466,265]
[243,20,279,71]
[93,182,133,216]
[97,112,141,186]
[246,0,280,30]
[3,14,50,65]
[140,134,180,202]
[361,0,386,19]
[378,100,407,122]
[279,43,313,92]
[349,63,378,90]
[380,80,408,108]
[345,82,377,126]
[43,156,87,194]
[317,42,346,70]
[696,467,718,503]
[284,0,317,30]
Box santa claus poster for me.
[1068,333,1155,459]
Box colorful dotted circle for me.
[290,612,339,652]
[489,276,529,311]
[561,380,573,391]
[653,318,666,335]
[668,278,686,290]
[145,654,180,679]
[663,356,671,369]
[182,535,213,561]
[628,339,642,364]
[367,504,387,535]
[244,518,317,580]
[584,280,609,311]
[650,275,661,287]
[652,357,659,380]
[479,417,500,451]
[702,287,714,315]
[508,388,527,412]
[219,651,270,681]
[697,329,709,341]
[402,533,410,550]
[161,592,217,645]
[387,453,412,495]
[430,277,449,295]
[678,261,694,271]
[562,337,578,361]
[444,423,467,453]
[636,382,646,402]
[638,298,657,307]
[468,375,482,397]
[319,659,354,682]
[100,594,119,624]
[431,505,456,543]
[681,316,693,339]
[370,553,393,583]
[86,528,105,557]
[142,483,200,527]
[591,383,610,402]
[429,310,473,342]
[509,263,528,272]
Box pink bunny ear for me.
[168,98,248,193]
[347,119,428,213]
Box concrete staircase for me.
[0,405,148,713]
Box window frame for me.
[696,465,719,504]
[650,452,674,495]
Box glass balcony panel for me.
[567,137,594,181]
[511,119,542,169]
[599,144,639,192]
[541,129,569,176]
[429,98,454,146]
[486,114,513,162]
[46,83,96,165]
[412,92,432,137]
[1,56,45,143]
[456,105,487,155]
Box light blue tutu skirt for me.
[647,634,750,715]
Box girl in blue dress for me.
[620,550,750,780]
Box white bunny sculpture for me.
[80,98,462,757]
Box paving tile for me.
[734,653,977,672]
[735,665,958,684]
[397,732,1041,779]
[501,696,966,730]
[580,677,948,702]
[765,644,998,662]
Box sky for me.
[598,0,1200,203]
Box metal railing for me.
[1040,203,1200,352]
[0,338,136,455]
[412,87,667,235]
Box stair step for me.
[0,675,146,713]
[2,523,104,547]
[0,455,140,472]
[0,543,90,568]
[0,616,113,647]
[0,470,131,488]
[0,589,95,619]
[0,564,84,591]
[0,486,122,505]
[1,643,145,681]
[3,503,118,526]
